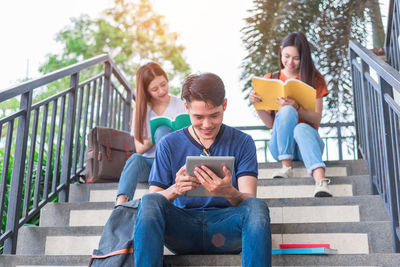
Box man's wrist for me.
[223,187,247,206]
[160,185,180,202]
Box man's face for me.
[185,99,227,141]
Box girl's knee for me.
[274,106,298,127]
[276,105,297,119]
[293,123,313,140]
[130,153,145,162]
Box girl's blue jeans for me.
[134,193,272,266]
[268,105,326,175]
[117,125,172,200]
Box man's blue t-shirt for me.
[148,124,258,209]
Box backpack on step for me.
[85,126,135,183]
[89,199,139,266]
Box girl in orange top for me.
[249,32,332,197]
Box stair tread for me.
[17,222,392,255]
[3,253,400,267]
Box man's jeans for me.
[268,105,326,175]
[116,126,172,200]
[134,193,272,267]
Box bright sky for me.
[0,0,390,127]
[0,0,259,126]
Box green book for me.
[150,113,191,144]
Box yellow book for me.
[251,77,316,111]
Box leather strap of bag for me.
[105,138,112,161]
[124,142,131,159]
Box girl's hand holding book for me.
[277,97,300,110]
[249,90,262,104]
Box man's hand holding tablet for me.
[185,156,235,197]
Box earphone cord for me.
[192,126,210,156]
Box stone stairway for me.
[2,160,400,266]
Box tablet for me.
[185,156,235,197]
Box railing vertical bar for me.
[350,50,362,159]
[22,109,39,217]
[72,86,84,176]
[393,5,400,69]
[116,94,121,130]
[0,121,14,227]
[4,90,32,254]
[96,77,103,126]
[337,125,343,160]
[390,110,400,225]
[79,84,91,169]
[52,95,66,193]
[89,79,97,130]
[101,62,111,127]
[264,140,267,162]
[118,93,122,129]
[123,85,132,132]
[360,57,378,195]
[108,86,115,128]
[324,137,329,161]
[33,104,49,208]
[43,100,58,199]
[374,87,385,195]
[373,87,382,193]
[380,76,399,252]
[356,70,365,157]
[59,72,79,203]
[370,87,379,191]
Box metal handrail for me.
[235,122,356,162]
[0,55,134,254]
[350,39,400,252]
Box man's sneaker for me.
[272,165,293,178]
[314,179,332,197]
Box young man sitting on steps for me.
[133,73,272,266]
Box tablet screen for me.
[185,156,235,197]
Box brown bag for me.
[85,126,135,183]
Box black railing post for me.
[123,89,132,132]
[379,77,400,252]
[59,73,79,203]
[349,49,363,160]
[337,124,343,161]
[359,58,378,195]
[3,91,32,254]
[101,61,112,127]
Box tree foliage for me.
[241,0,385,122]
[39,0,190,97]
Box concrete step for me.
[42,205,361,227]
[164,253,400,266]
[258,166,347,179]
[39,195,388,227]
[0,255,89,267]
[2,253,400,267]
[69,175,372,203]
[259,159,369,176]
[16,219,392,256]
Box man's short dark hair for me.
[181,73,225,106]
